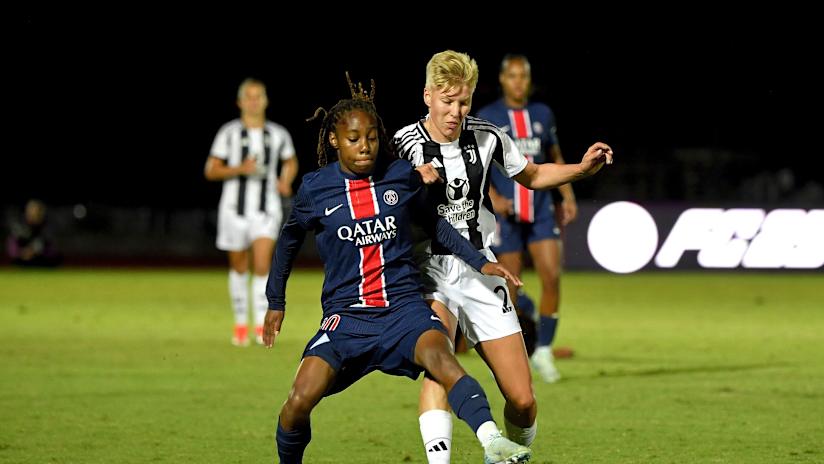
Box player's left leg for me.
[474,333,538,447]
[277,356,336,464]
[227,250,250,346]
[251,237,275,344]
[527,238,563,382]
[414,329,532,463]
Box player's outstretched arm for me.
[513,142,614,190]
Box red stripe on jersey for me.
[359,244,388,307]
[516,184,534,223]
[346,178,380,220]
[510,109,534,223]
[511,109,530,139]
[345,178,388,307]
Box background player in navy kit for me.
[477,54,576,383]
[263,77,532,464]
[205,78,299,346]
[393,50,613,463]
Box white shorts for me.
[419,248,522,347]
[216,209,282,251]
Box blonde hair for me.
[425,50,479,93]
[237,78,267,100]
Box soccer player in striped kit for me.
[393,50,613,463]
[477,54,576,383]
[205,78,299,346]
[264,77,532,463]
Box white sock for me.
[252,275,268,327]
[476,421,500,448]
[505,417,537,446]
[419,409,452,463]
[228,270,249,325]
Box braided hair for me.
[307,72,394,168]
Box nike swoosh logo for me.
[430,315,441,322]
[324,204,344,216]
[309,333,330,350]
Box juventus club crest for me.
[446,178,469,201]
[463,144,478,164]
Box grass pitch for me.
[1,268,822,463]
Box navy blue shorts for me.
[301,299,447,396]
[492,206,560,254]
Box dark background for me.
[6,17,823,210]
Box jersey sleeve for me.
[210,125,231,160]
[278,126,296,160]
[393,129,424,166]
[499,131,529,178]
[265,181,316,309]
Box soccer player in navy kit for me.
[394,50,613,463]
[264,77,533,464]
[477,54,575,383]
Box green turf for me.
[1,269,822,463]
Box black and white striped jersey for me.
[210,119,296,216]
[392,115,527,252]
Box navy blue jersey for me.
[267,158,488,317]
[476,99,559,224]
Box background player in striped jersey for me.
[477,54,576,383]
[393,50,613,463]
[205,78,299,346]
[264,77,532,463]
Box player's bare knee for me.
[285,390,315,416]
[540,271,559,289]
[508,391,536,414]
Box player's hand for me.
[238,156,259,176]
[263,309,284,348]
[416,163,444,184]
[490,192,514,216]
[558,197,578,226]
[578,142,614,177]
[481,262,523,287]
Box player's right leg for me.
[419,299,458,464]
[277,356,336,464]
[414,329,532,464]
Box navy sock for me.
[447,375,494,433]
[516,291,535,320]
[276,418,311,464]
[538,315,558,347]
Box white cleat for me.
[483,433,532,464]
[531,346,561,383]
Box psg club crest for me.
[447,178,469,201]
[383,189,398,206]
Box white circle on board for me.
[587,201,658,273]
